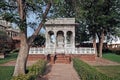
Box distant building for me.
[0,19,20,49]
[0,19,11,31]
[0,19,20,38]
[107,36,120,51]
[28,18,96,63]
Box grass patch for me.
[0,66,14,80]
[103,53,120,63]
[73,58,114,80]
[0,53,18,64]
[95,66,120,79]
[0,60,47,80]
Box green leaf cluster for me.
[74,0,120,43]
[31,34,45,47]
[0,0,47,32]
[11,59,47,80]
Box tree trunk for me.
[13,0,28,76]
[98,31,104,57]
[13,32,29,76]
[93,36,97,56]
[13,0,51,76]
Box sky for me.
[26,5,49,37]
[27,12,46,37]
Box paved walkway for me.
[37,63,80,80]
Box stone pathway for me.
[37,63,80,80]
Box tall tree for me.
[95,0,120,57]
[73,0,120,57]
[50,0,120,57]
[0,0,61,76]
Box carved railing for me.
[29,47,45,54]
[66,44,73,48]
[29,47,95,54]
[75,48,95,54]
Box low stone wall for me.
[29,47,95,55]
[28,54,96,62]
[71,54,96,61]
[28,54,45,61]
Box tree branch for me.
[28,2,51,45]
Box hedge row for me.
[73,58,115,80]
[11,60,47,80]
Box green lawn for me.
[95,66,120,79]
[0,53,18,64]
[103,53,120,63]
[0,66,14,80]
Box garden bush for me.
[73,58,116,80]
[11,59,47,80]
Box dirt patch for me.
[0,60,38,66]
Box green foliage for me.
[2,13,19,23]
[31,34,45,47]
[53,0,62,4]
[0,0,49,32]
[11,60,47,80]
[114,27,120,37]
[75,21,90,43]
[73,58,115,80]
[0,31,11,52]
[75,0,120,43]
[0,66,14,80]
[103,53,120,63]
[0,30,7,35]
[50,0,75,18]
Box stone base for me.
[71,54,96,61]
[28,54,45,61]
[27,54,96,62]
